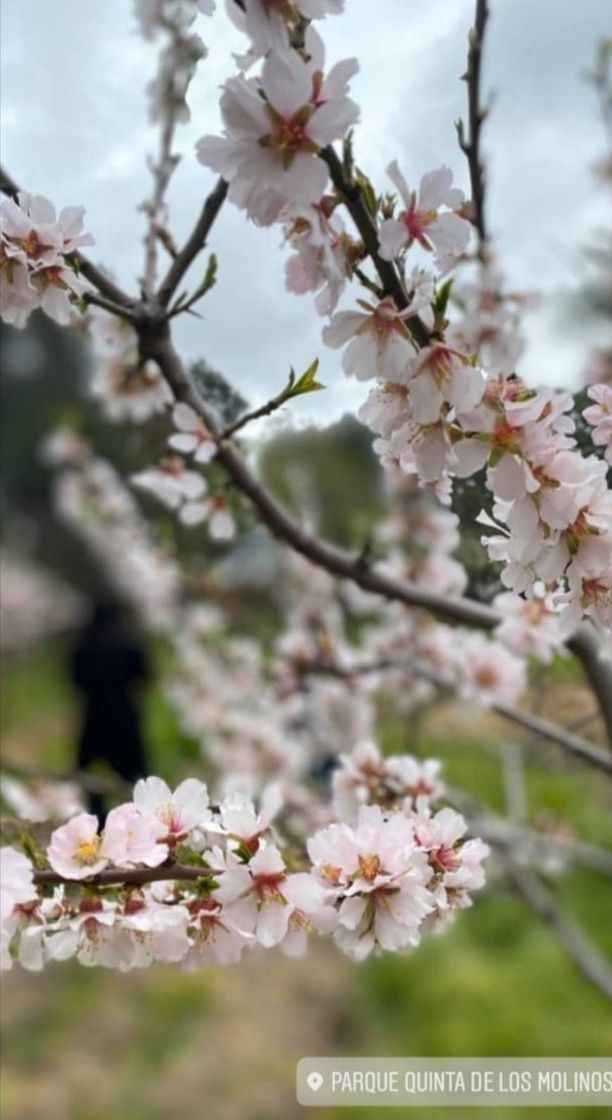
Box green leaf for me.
[281,359,325,401]
[433,279,454,319]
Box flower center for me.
[358,854,382,882]
[75,837,102,866]
[474,665,499,688]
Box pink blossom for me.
[168,403,216,463]
[583,383,612,464]
[408,344,484,423]
[332,742,444,823]
[308,805,433,959]
[0,847,37,922]
[182,895,252,967]
[412,805,489,913]
[457,634,527,706]
[179,493,236,539]
[101,804,168,868]
[323,297,416,382]
[494,588,574,661]
[133,777,211,840]
[283,202,356,315]
[378,163,470,274]
[215,843,293,948]
[1,191,92,328]
[48,814,108,880]
[196,40,358,225]
[132,458,207,511]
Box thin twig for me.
[82,291,139,321]
[157,177,228,307]
[297,655,612,776]
[143,113,179,297]
[33,864,217,888]
[457,0,490,255]
[222,389,295,439]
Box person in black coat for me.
[71,600,150,822]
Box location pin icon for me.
[307,1071,324,1092]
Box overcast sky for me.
[1,0,610,426]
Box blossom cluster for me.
[191,0,612,639]
[1,191,93,328]
[48,436,181,632]
[132,403,236,539]
[1,758,488,971]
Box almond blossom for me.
[283,202,358,315]
[408,343,484,423]
[456,633,527,707]
[583,383,612,464]
[494,587,575,661]
[226,0,345,67]
[132,777,212,841]
[331,741,444,824]
[411,805,489,916]
[0,848,37,921]
[179,493,237,538]
[132,458,207,512]
[168,402,217,463]
[307,805,433,960]
[181,896,252,967]
[323,297,417,382]
[196,38,359,225]
[378,162,471,275]
[214,843,334,949]
[101,804,168,868]
[1,191,93,328]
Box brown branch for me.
[492,700,612,776]
[222,386,297,439]
[143,112,180,297]
[0,164,135,310]
[82,291,139,322]
[33,864,217,889]
[457,0,490,254]
[157,177,228,307]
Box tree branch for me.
[296,656,612,776]
[457,0,490,254]
[143,113,180,298]
[33,864,217,889]
[82,291,139,321]
[157,177,228,307]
